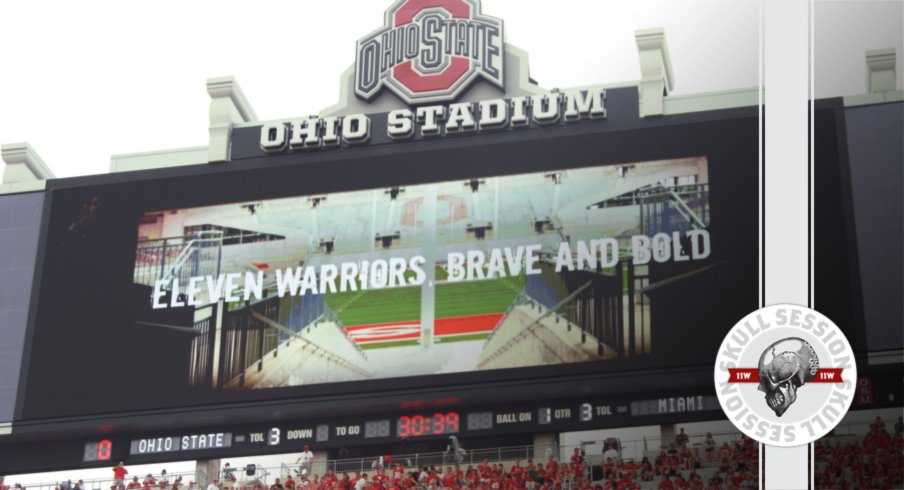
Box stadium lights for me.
[617,164,636,178]
[241,203,261,215]
[375,231,401,249]
[319,237,336,254]
[533,216,552,234]
[466,222,494,240]
[385,187,405,200]
[464,178,486,192]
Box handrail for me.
[663,184,706,229]
[134,231,223,288]
[478,280,594,368]
[20,471,202,490]
[250,311,372,378]
[322,306,368,360]
[159,232,224,287]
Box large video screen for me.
[20,116,760,421]
[133,157,710,392]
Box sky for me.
[0,0,902,483]
[0,0,900,180]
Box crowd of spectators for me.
[6,419,901,490]
[0,467,197,490]
[232,452,594,490]
[814,416,904,490]
[597,433,758,490]
[107,464,196,490]
[223,435,762,490]
[0,436,761,490]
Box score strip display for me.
[94,394,718,464]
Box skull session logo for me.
[355,0,505,104]
[714,305,857,447]
[757,338,820,417]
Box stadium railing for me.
[16,430,759,490]
[133,231,223,288]
[18,470,205,490]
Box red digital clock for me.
[83,439,114,462]
[397,412,460,438]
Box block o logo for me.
[355,0,505,105]
[714,304,857,447]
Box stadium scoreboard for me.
[79,394,718,465]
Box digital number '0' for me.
[98,440,113,460]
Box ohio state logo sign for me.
[355,0,505,105]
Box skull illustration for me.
[757,337,819,417]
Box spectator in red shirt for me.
[502,472,515,490]
[488,474,502,490]
[614,474,633,490]
[558,463,572,483]
[441,468,455,489]
[871,416,886,434]
[324,470,339,487]
[143,475,156,487]
[390,464,405,482]
[573,461,585,479]
[571,448,585,467]
[127,478,142,490]
[401,474,417,489]
[535,463,548,484]
[511,460,524,478]
[657,474,674,490]
[113,463,129,490]
[371,466,389,484]
[602,458,617,479]
[718,442,732,460]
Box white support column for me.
[533,433,557,460]
[420,184,438,348]
[1,143,55,184]
[866,48,897,93]
[207,76,258,163]
[763,2,809,489]
[211,299,225,389]
[196,459,222,486]
[635,28,674,117]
